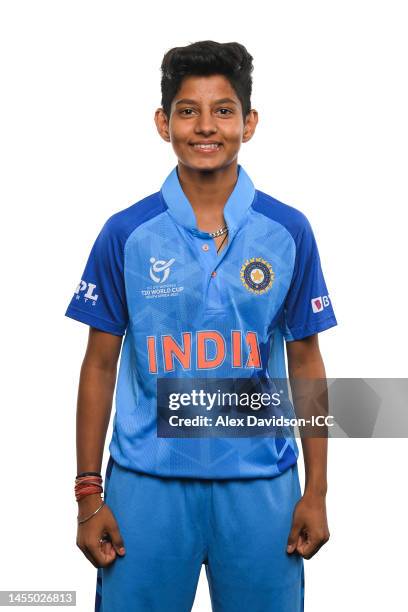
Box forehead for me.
[173,74,239,105]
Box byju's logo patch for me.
[75,280,98,304]
[149,257,175,284]
[311,295,331,313]
[240,257,275,295]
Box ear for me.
[154,108,171,142]
[242,109,259,143]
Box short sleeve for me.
[280,215,337,341]
[65,217,129,336]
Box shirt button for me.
[202,244,209,252]
[211,271,217,278]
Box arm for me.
[77,327,122,475]
[285,334,330,559]
[76,327,126,567]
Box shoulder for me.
[99,191,167,245]
[252,189,312,243]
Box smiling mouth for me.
[190,143,222,152]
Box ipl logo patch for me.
[240,257,275,295]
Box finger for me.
[287,521,304,554]
[99,542,117,564]
[108,524,126,556]
[88,540,117,567]
[100,540,115,557]
[297,534,326,559]
[99,535,117,561]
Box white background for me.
[1,0,407,609]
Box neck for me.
[176,160,239,232]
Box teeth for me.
[193,144,220,149]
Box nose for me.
[194,108,217,136]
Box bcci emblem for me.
[240,257,275,294]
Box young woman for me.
[66,40,337,612]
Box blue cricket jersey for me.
[65,164,337,479]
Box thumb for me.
[108,523,126,556]
[287,520,302,554]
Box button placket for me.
[205,227,237,312]
[194,229,235,313]
[207,241,223,309]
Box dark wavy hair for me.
[160,40,254,119]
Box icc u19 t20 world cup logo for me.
[149,257,176,283]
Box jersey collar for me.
[160,164,256,235]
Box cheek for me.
[169,121,190,144]
[222,123,244,142]
[224,133,244,148]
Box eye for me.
[179,108,196,116]
[217,108,233,115]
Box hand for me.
[76,495,126,568]
[286,492,330,559]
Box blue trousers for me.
[95,456,304,611]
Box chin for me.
[181,154,233,173]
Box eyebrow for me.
[175,98,238,106]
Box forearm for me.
[76,360,117,475]
[300,438,327,496]
[287,340,328,497]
